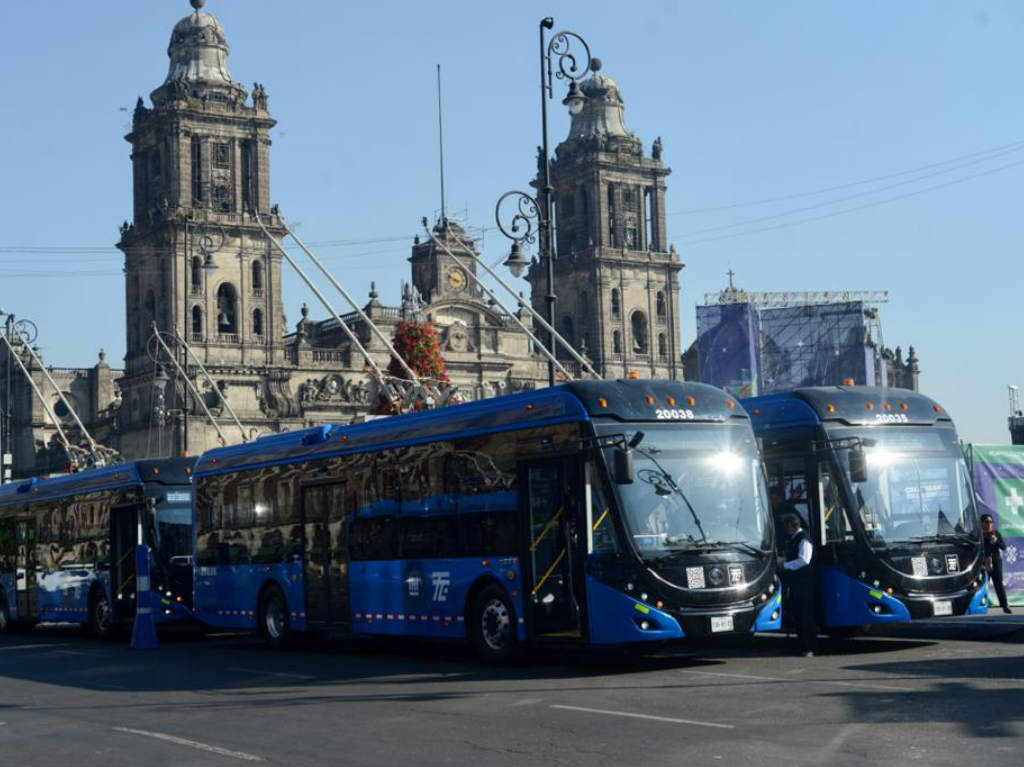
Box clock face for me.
[447,267,467,291]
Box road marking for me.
[682,669,779,682]
[0,643,72,651]
[225,667,315,681]
[551,704,734,729]
[508,698,542,707]
[112,727,264,762]
[827,680,912,692]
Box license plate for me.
[933,600,953,616]
[710,615,734,633]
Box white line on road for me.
[551,704,734,729]
[0,643,72,651]
[827,680,912,692]
[682,669,779,682]
[112,727,264,762]
[225,666,316,680]
[682,668,911,691]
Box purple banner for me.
[970,445,1024,605]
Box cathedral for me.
[0,0,682,477]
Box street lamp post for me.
[498,19,592,387]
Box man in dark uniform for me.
[781,513,817,656]
[982,514,1012,614]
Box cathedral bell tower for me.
[527,62,682,379]
[116,0,289,451]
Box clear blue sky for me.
[1,0,1021,444]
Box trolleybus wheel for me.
[0,596,10,635]
[89,588,113,640]
[259,585,292,649]
[472,585,517,664]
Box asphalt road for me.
[1,617,1022,766]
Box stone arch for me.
[631,310,649,354]
[216,283,238,334]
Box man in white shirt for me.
[782,514,817,657]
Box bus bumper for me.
[965,572,989,615]
[752,585,782,631]
[820,565,911,627]
[585,576,684,643]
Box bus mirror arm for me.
[614,448,635,485]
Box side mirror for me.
[849,444,868,484]
[613,447,634,484]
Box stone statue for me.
[252,82,268,111]
[652,136,663,161]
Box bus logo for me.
[432,572,451,602]
[945,554,959,573]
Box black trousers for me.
[991,566,1009,610]
[785,577,817,653]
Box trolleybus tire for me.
[259,584,293,649]
[89,587,114,640]
[471,585,517,664]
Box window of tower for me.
[657,291,667,319]
[580,290,588,317]
[561,194,575,218]
[607,184,616,244]
[241,140,254,212]
[561,316,574,355]
[191,137,204,203]
[253,308,264,338]
[191,256,203,292]
[216,283,238,336]
[213,143,231,169]
[631,310,649,355]
[644,188,654,250]
[658,332,668,362]
[191,305,203,339]
[613,329,622,354]
[610,288,621,317]
[251,260,264,296]
[148,149,161,180]
[213,184,231,213]
[144,290,156,330]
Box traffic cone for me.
[130,544,159,649]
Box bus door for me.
[520,458,583,639]
[15,518,38,620]
[110,504,139,621]
[301,483,349,627]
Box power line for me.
[668,138,1024,217]
[674,142,1024,239]
[677,155,1024,247]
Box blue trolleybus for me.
[0,459,195,637]
[743,386,987,633]
[192,380,781,661]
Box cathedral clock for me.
[446,267,467,292]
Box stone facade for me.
[1,2,682,478]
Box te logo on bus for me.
[432,572,451,602]
[873,413,909,424]
[656,408,696,421]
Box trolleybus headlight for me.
[626,582,634,592]
[640,621,651,631]
[640,592,648,601]
[768,582,775,595]
[760,593,768,602]
[656,600,664,609]
[873,580,880,588]
[872,605,882,614]
[771,610,779,621]
[885,586,894,595]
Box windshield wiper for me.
[634,446,708,543]
[701,540,768,557]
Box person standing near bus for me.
[781,513,817,657]
[981,514,1012,614]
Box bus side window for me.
[0,518,15,573]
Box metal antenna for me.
[437,64,446,223]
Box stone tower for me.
[528,63,682,379]
[116,0,290,455]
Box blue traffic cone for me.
[130,544,159,649]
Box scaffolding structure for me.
[696,288,889,397]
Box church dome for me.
[566,63,634,142]
[156,0,245,103]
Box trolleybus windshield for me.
[153,490,193,563]
[830,425,978,548]
[596,422,771,557]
